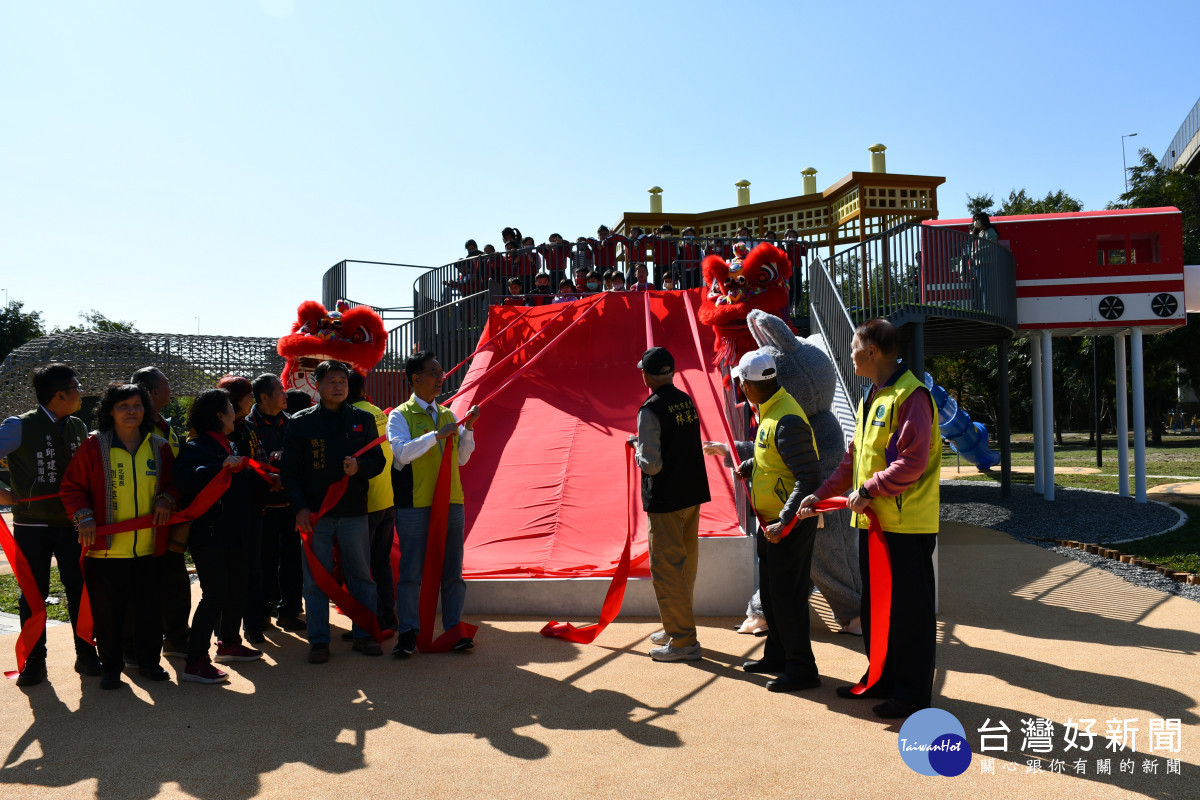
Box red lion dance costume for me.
[278,300,388,398]
[697,241,794,366]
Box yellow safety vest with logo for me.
[397,398,464,507]
[353,399,394,513]
[751,388,818,521]
[851,370,941,533]
[90,435,162,558]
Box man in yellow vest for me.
[348,370,397,631]
[800,318,940,719]
[386,350,480,658]
[703,349,823,692]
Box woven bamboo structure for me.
[0,332,284,417]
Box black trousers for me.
[261,505,303,617]
[189,543,247,662]
[859,530,937,707]
[240,512,264,637]
[367,507,397,625]
[757,517,819,679]
[85,556,163,672]
[160,549,192,648]
[13,523,94,660]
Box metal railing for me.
[822,221,1017,329]
[422,235,821,323]
[1161,95,1200,171]
[809,255,869,410]
[364,290,490,409]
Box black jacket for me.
[174,433,257,548]
[280,403,385,518]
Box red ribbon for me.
[810,497,889,696]
[414,434,478,652]
[0,516,47,679]
[540,445,635,643]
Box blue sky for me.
[2,0,1197,338]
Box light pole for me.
[1121,132,1138,193]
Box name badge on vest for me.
[756,427,769,449]
[871,404,887,428]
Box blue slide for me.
[924,374,1001,471]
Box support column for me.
[1115,333,1129,498]
[1131,327,1147,502]
[1031,335,1044,495]
[999,338,1012,498]
[1042,330,1055,501]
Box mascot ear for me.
[747,309,801,353]
[293,300,327,334]
[701,253,730,284]
[743,243,793,285]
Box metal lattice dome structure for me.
[0,332,284,417]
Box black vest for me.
[640,384,711,513]
[7,408,87,526]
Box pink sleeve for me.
[863,390,934,498]
[814,441,855,500]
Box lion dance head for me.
[277,300,387,398]
[697,242,794,364]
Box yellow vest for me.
[851,370,940,533]
[751,388,818,521]
[397,397,463,507]
[90,435,161,558]
[353,399,394,513]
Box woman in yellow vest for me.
[61,383,178,691]
[800,318,940,719]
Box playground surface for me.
[0,521,1195,800]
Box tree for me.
[0,301,46,363]
[965,193,993,217]
[968,188,1084,217]
[55,309,138,334]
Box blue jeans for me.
[301,515,377,645]
[395,504,466,635]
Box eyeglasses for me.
[414,367,444,378]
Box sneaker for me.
[74,652,103,677]
[15,660,47,687]
[452,637,474,652]
[352,638,383,656]
[649,644,702,663]
[161,641,188,659]
[137,665,171,682]
[649,630,671,646]
[215,644,263,663]
[308,643,330,664]
[182,661,229,684]
[391,630,417,659]
[275,615,307,632]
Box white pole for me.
[1131,327,1147,502]
[1042,330,1055,501]
[1031,335,1044,495]
[1115,334,1129,497]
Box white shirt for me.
[386,394,475,468]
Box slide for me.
[447,290,742,580]
[924,373,1001,471]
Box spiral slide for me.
[924,374,1001,471]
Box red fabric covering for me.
[448,289,741,580]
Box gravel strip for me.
[941,480,1199,603]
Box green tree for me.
[0,301,46,363]
[966,188,1084,216]
[965,192,993,217]
[56,309,138,333]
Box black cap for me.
[637,347,675,375]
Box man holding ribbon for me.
[799,317,940,719]
[280,360,386,664]
[629,347,710,664]
[386,351,479,658]
[703,349,822,692]
[0,363,101,685]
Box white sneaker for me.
[650,644,702,662]
[650,630,671,645]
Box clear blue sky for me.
[2,0,1197,338]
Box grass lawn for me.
[0,566,71,623]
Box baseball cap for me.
[732,349,777,382]
[637,347,675,375]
